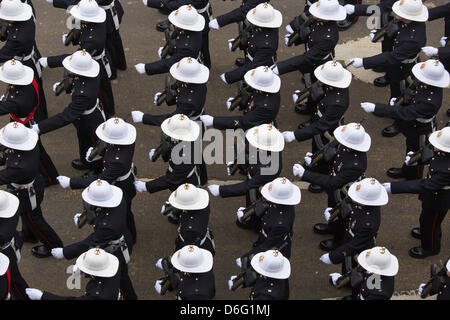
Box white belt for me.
[11,179,36,210]
[416,116,435,124]
[190,108,204,121]
[101,0,120,30]
[246,52,254,62]
[307,0,313,5]
[178,227,211,246]
[0,238,13,251]
[105,235,130,263]
[316,109,323,118]
[261,228,289,241]
[11,180,34,190]
[14,47,41,78]
[116,164,134,182]
[197,2,210,13]
[401,54,419,64]
[82,99,100,115]
[168,165,197,179]
[322,52,333,61]
[93,49,112,79]
[442,186,450,190]
[348,229,355,238]
[1,237,20,262]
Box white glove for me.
[304,152,313,166]
[320,253,332,264]
[31,124,40,135]
[226,97,234,110]
[284,34,290,46]
[329,273,342,286]
[285,24,294,34]
[51,248,65,259]
[360,102,375,113]
[344,4,355,15]
[236,207,245,222]
[56,176,70,189]
[389,97,397,106]
[45,0,53,3]
[73,213,82,227]
[282,131,296,143]
[131,110,144,123]
[62,33,68,45]
[370,29,383,42]
[157,47,164,58]
[228,275,239,290]
[270,64,279,75]
[440,36,447,47]
[323,207,332,222]
[421,46,438,57]
[292,90,301,104]
[228,38,234,51]
[208,184,220,197]
[349,58,363,68]
[382,182,391,193]
[154,279,163,294]
[209,18,219,30]
[226,161,234,176]
[52,82,60,93]
[134,63,146,74]
[39,57,48,68]
[153,92,162,105]
[72,264,79,276]
[155,258,163,270]
[85,147,102,162]
[418,283,426,297]
[235,258,242,268]
[142,0,148,5]
[220,73,228,84]
[134,181,147,192]
[293,163,305,178]
[200,115,214,127]
[160,201,170,215]
[149,148,161,161]
[405,151,415,166]
[26,288,43,300]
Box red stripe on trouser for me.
[38,160,52,184]
[5,269,10,300]
[12,282,25,300]
[119,288,124,300]
[26,210,54,248]
[430,211,439,253]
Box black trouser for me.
[72,108,105,171]
[106,30,127,78]
[387,62,415,99]
[2,246,29,300]
[114,250,137,300]
[399,121,430,180]
[326,188,347,245]
[419,191,449,253]
[96,59,115,117]
[311,133,334,177]
[37,139,59,186]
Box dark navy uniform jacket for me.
[62,199,133,260]
[363,21,426,69]
[219,152,282,197]
[213,91,280,131]
[329,204,380,264]
[294,86,349,142]
[52,0,124,34]
[145,30,203,76]
[374,83,442,135]
[70,143,136,203]
[391,151,450,206]
[244,203,295,259]
[177,269,215,300]
[151,0,209,11]
[37,75,100,134]
[42,272,121,300]
[357,272,395,300]
[176,205,214,254]
[277,20,338,75]
[302,146,367,191]
[0,269,9,300]
[0,83,38,119]
[224,27,278,84]
[433,275,450,300]
[143,83,207,126]
[216,0,269,28]
[251,275,289,300]
[428,2,450,38]
[47,21,107,67]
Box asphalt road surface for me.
[4,0,450,300]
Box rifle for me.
[394,77,419,107]
[87,140,107,162]
[305,131,338,168]
[64,28,81,46]
[55,69,74,96]
[231,21,251,52]
[229,80,253,112]
[420,261,448,298]
[287,12,314,46]
[334,256,363,289]
[161,27,179,59]
[327,194,352,223]
[371,14,399,43]
[156,76,179,106]
[0,20,9,42]
[294,80,324,107]
[159,258,181,295]
[240,189,270,223]
[152,133,173,162]
[0,145,8,166]
[76,207,96,229]
[406,134,434,166]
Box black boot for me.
[72,159,92,170]
[235,58,245,67]
[374,75,390,87]
[308,184,323,193]
[31,245,52,258]
[313,223,333,235]
[409,247,439,259]
[156,19,170,32]
[320,239,338,251]
[411,227,422,239]
[382,123,400,137]
[386,167,404,179]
